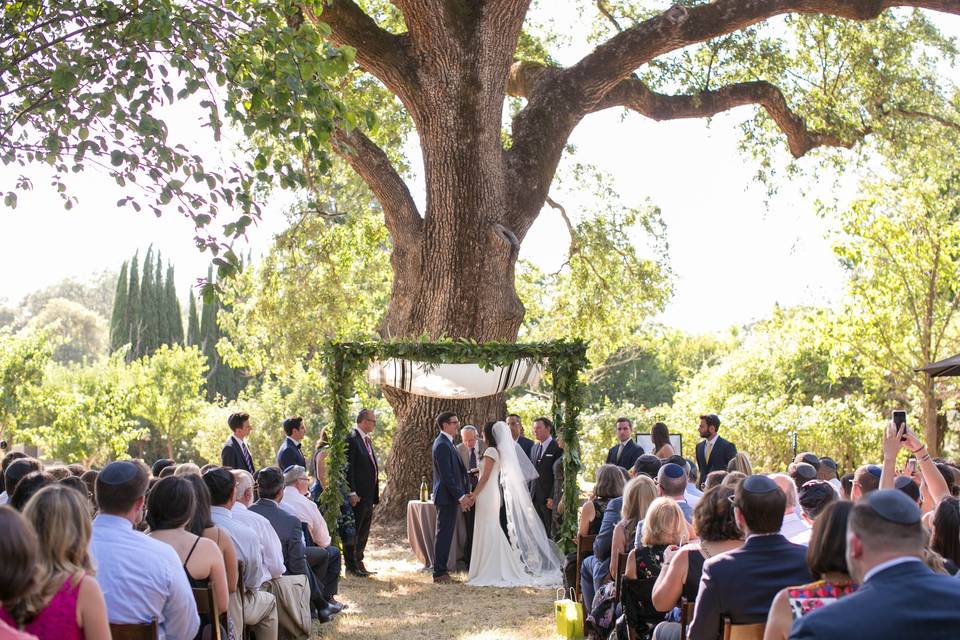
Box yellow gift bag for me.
[555,587,584,639]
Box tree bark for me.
[921,373,941,457]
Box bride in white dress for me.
[467,421,564,587]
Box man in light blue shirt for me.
[90,461,199,640]
[205,467,278,640]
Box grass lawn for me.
[315,523,560,639]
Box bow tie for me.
[295,442,301,449]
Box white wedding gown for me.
[466,428,563,587]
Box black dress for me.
[183,536,214,640]
[620,543,669,639]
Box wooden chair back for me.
[193,586,224,640]
[573,533,596,604]
[614,551,629,600]
[679,597,696,638]
[109,619,158,640]
[722,616,765,640]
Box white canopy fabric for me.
[366,358,543,399]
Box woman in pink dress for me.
[0,485,110,640]
[0,506,39,640]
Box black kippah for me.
[894,476,921,502]
[99,461,138,485]
[795,462,817,481]
[800,453,820,468]
[742,474,778,494]
[866,488,921,525]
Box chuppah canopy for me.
[366,358,543,399]
[916,353,960,377]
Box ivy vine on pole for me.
[320,338,587,552]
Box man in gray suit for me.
[455,425,484,568]
[249,467,341,623]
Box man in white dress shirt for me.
[281,465,341,606]
[204,467,279,640]
[232,469,312,638]
[770,473,809,541]
[90,461,199,640]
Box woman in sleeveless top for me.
[764,502,857,640]
[148,476,229,628]
[309,427,331,503]
[650,486,743,640]
[0,486,110,640]
[651,423,675,459]
[0,507,40,640]
[609,475,657,580]
[578,464,626,536]
[182,473,239,596]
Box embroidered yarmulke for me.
[742,474,779,494]
[866,488,921,525]
[99,461,138,485]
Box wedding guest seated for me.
[1,485,111,639]
[789,463,817,491]
[176,462,202,477]
[0,451,28,505]
[181,473,240,597]
[894,475,921,505]
[721,471,746,488]
[656,463,694,523]
[203,468,278,640]
[839,472,854,500]
[684,459,703,507]
[703,470,727,490]
[80,470,98,502]
[793,452,821,472]
[764,501,856,640]
[851,464,881,501]
[230,471,287,584]
[280,465,341,609]
[791,489,960,638]
[791,480,836,544]
[609,476,657,581]
[619,498,687,638]
[45,466,71,482]
[564,464,624,591]
[631,455,662,480]
[651,422,675,458]
[687,475,812,639]
[9,471,54,511]
[250,467,342,622]
[929,496,960,575]
[59,475,88,499]
[158,465,176,479]
[91,460,200,639]
[0,506,41,640]
[817,457,841,494]
[770,474,808,541]
[650,486,743,640]
[3,457,42,505]
[581,466,627,608]
[147,476,229,638]
[151,459,175,479]
[726,452,753,476]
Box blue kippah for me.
[742,474,778,494]
[99,461,138,485]
[662,463,685,479]
[794,462,817,481]
[866,488,921,524]
[867,465,882,478]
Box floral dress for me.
[787,579,858,619]
[619,544,669,639]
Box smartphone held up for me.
[893,410,907,440]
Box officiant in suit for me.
[345,408,379,577]
[456,425,484,568]
[530,416,562,536]
[221,412,256,474]
[605,417,643,470]
[277,417,307,470]
[695,414,737,488]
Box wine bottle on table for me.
[420,475,430,502]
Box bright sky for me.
[2,7,958,334]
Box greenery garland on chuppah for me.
[320,338,588,552]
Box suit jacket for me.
[695,436,737,482]
[592,496,623,562]
[248,498,310,578]
[530,438,562,506]
[276,436,306,470]
[605,439,643,470]
[345,429,379,503]
[790,560,960,640]
[455,442,485,473]
[432,434,468,507]
[516,435,534,458]
[221,436,255,474]
[689,534,812,639]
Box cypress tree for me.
[126,252,141,360]
[186,292,201,347]
[154,250,167,346]
[199,267,220,400]
[165,263,183,345]
[139,246,157,356]
[109,261,129,352]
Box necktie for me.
[616,443,624,462]
[364,435,377,469]
[534,442,543,464]
[705,440,714,464]
[469,447,478,489]
[241,441,253,471]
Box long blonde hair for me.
[621,475,657,522]
[15,485,94,622]
[641,497,686,546]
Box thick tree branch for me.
[331,127,423,249]
[599,77,858,157]
[300,0,417,104]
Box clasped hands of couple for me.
[458,492,476,511]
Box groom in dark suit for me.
[432,411,472,584]
[530,416,562,537]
